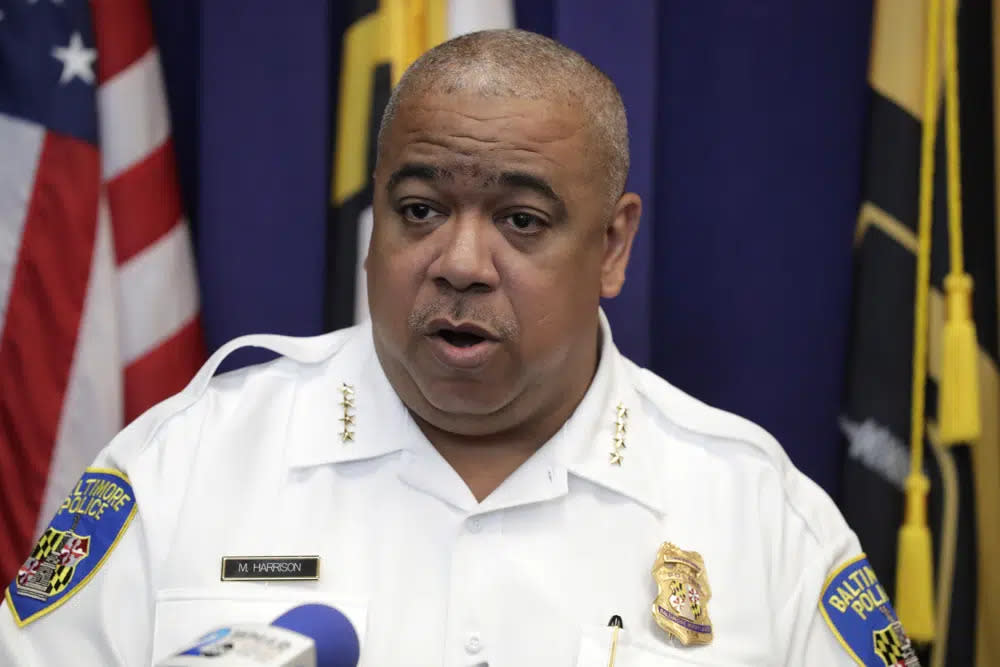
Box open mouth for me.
[425,320,500,368]
[436,329,487,348]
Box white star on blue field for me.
[0,0,100,144]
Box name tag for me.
[220,556,320,581]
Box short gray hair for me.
[377,29,630,203]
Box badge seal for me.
[650,542,713,645]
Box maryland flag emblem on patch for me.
[16,528,91,600]
[873,621,905,666]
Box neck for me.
[414,339,600,502]
[415,422,542,502]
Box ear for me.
[600,192,641,298]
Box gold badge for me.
[651,542,713,645]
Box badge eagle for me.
[651,542,713,645]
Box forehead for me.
[378,92,591,182]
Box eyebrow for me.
[387,163,566,212]
[495,171,562,207]
[386,163,445,193]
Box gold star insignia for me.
[609,401,629,465]
[338,381,357,444]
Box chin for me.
[420,381,510,418]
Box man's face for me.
[367,92,633,432]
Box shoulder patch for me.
[5,468,137,627]
[819,555,920,666]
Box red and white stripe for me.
[0,0,205,581]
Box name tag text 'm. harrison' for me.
[220,556,320,581]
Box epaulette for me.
[628,359,845,544]
[111,327,359,457]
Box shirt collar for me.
[542,310,667,515]
[285,320,409,468]
[285,313,667,515]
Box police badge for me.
[651,542,713,645]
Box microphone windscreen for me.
[271,603,360,667]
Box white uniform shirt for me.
[1,317,872,666]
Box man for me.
[1,30,915,666]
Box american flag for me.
[0,0,205,582]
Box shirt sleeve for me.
[777,508,919,666]
[782,546,869,666]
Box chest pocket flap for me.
[152,587,368,664]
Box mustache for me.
[408,297,518,339]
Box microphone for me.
[156,603,361,667]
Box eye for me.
[500,212,546,234]
[400,203,444,223]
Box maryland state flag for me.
[326,0,513,328]
[841,1,1000,665]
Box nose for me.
[428,213,499,293]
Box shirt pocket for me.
[575,625,755,667]
[151,586,368,664]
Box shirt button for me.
[468,517,482,533]
[464,633,482,654]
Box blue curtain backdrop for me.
[151,0,873,498]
